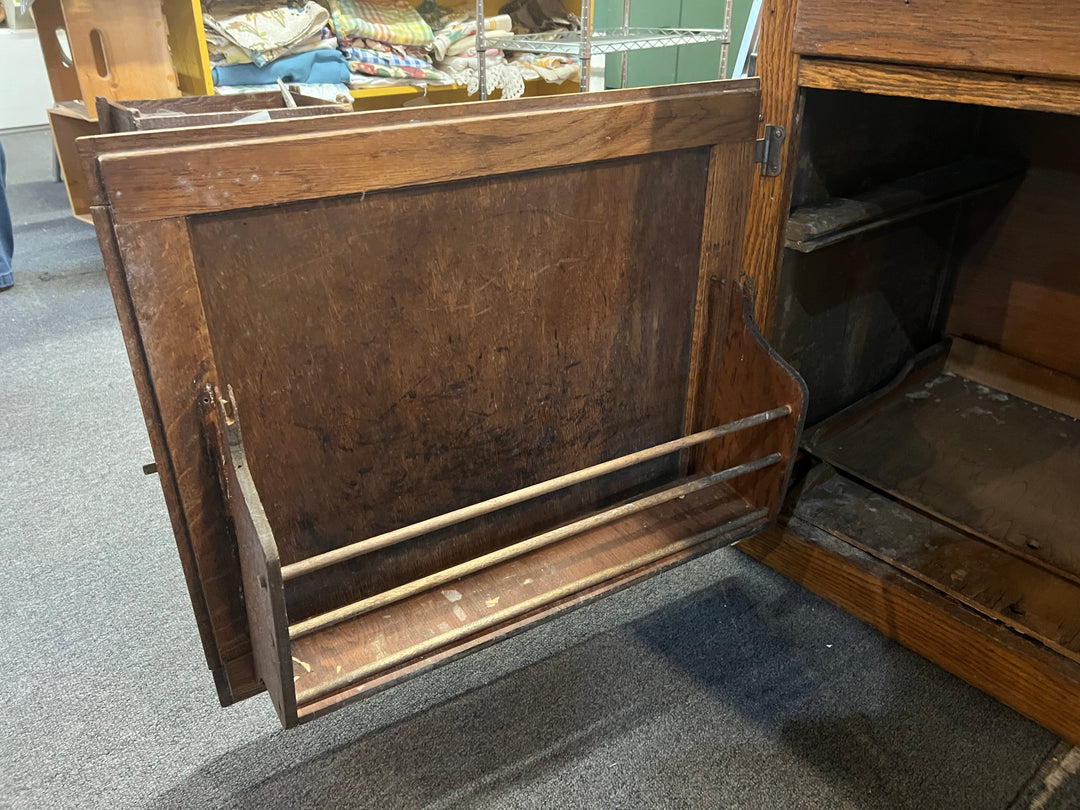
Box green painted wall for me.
[595,0,753,87]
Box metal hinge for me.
[754,124,786,177]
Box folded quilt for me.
[343,46,433,70]
[213,49,350,85]
[348,60,450,82]
[204,1,331,67]
[431,14,513,60]
[330,0,434,47]
[209,29,337,65]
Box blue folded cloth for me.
[212,50,349,86]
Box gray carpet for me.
[0,127,1076,810]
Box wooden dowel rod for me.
[289,453,782,640]
[295,506,769,707]
[282,405,792,580]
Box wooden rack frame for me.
[80,82,806,726]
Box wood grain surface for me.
[793,0,1080,80]
[189,153,710,622]
[798,59,1080,117]
[738,519,1080,748]
[741,0,803,336]
[78,81,756,207]
[292,483,762,714]
[805,363,1080,580]
[96,86,759,224]
[793,471,1080,665]
[111,217,258,699]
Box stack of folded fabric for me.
[330,0,451,87]
[204,0,351,87]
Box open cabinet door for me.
[80,81,806,727]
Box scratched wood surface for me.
[188,152,709,621]
[95,86,758,224]
[793,471,1080,665]
[292,482,760,712]
[792,0,1080,81]
[805,363,1080,580]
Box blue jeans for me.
[0,138,12,289]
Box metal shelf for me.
[502,27,729,57]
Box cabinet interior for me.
[775,88,1080,669]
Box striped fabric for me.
[330,0,434,47]
[343,46,433,70]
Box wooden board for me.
[805,360,1080,580]
[799,59,1080,118]
[738,519,1080,748]
[948,168,1080,380]
[293,483,762,717]
[94,85,760,223]
[162,0,213,97]
[47,103,96,222]
[60,0,180,115]
[31,0,83,103]
[792,471,1080,665]
[741,0,802,335]
[792,0,1080,81]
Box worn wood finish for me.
[208,395,298,727]
[693,280,806,519]
[741,0,803,336]
[799,59,1080,118]
[97,93,351,134]
[96,86,759,224]
[78,82,748,207]
[794,471,1080,665]
[292,484,764,714]
[949,168,1080,380]
[110,217,258,700]
[83,83,810,723]
[793,0,1080,81]
[785,157,1019,252]
[946,339,1080,423]
[91,206,225,685]
[738,519,1080,748]
[189,153,710,622]
[805,359,1080,580]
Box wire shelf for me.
[502,27,729,57]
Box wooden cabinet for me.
[80,1,1080,740]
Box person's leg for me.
[0,138,13,290]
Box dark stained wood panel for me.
[805,363,1080,580]
[793,471,1080,665]
[793,0,1080,81]
[293,482,760,715]
[189,152,710,620]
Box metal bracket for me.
[754,124,786,177]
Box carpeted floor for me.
[1,127,1077,810]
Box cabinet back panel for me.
[188,152,710,618]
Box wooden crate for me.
[96,92,352,133]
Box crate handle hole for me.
[90,28,110,78]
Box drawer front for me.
[793,0,1080,81]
